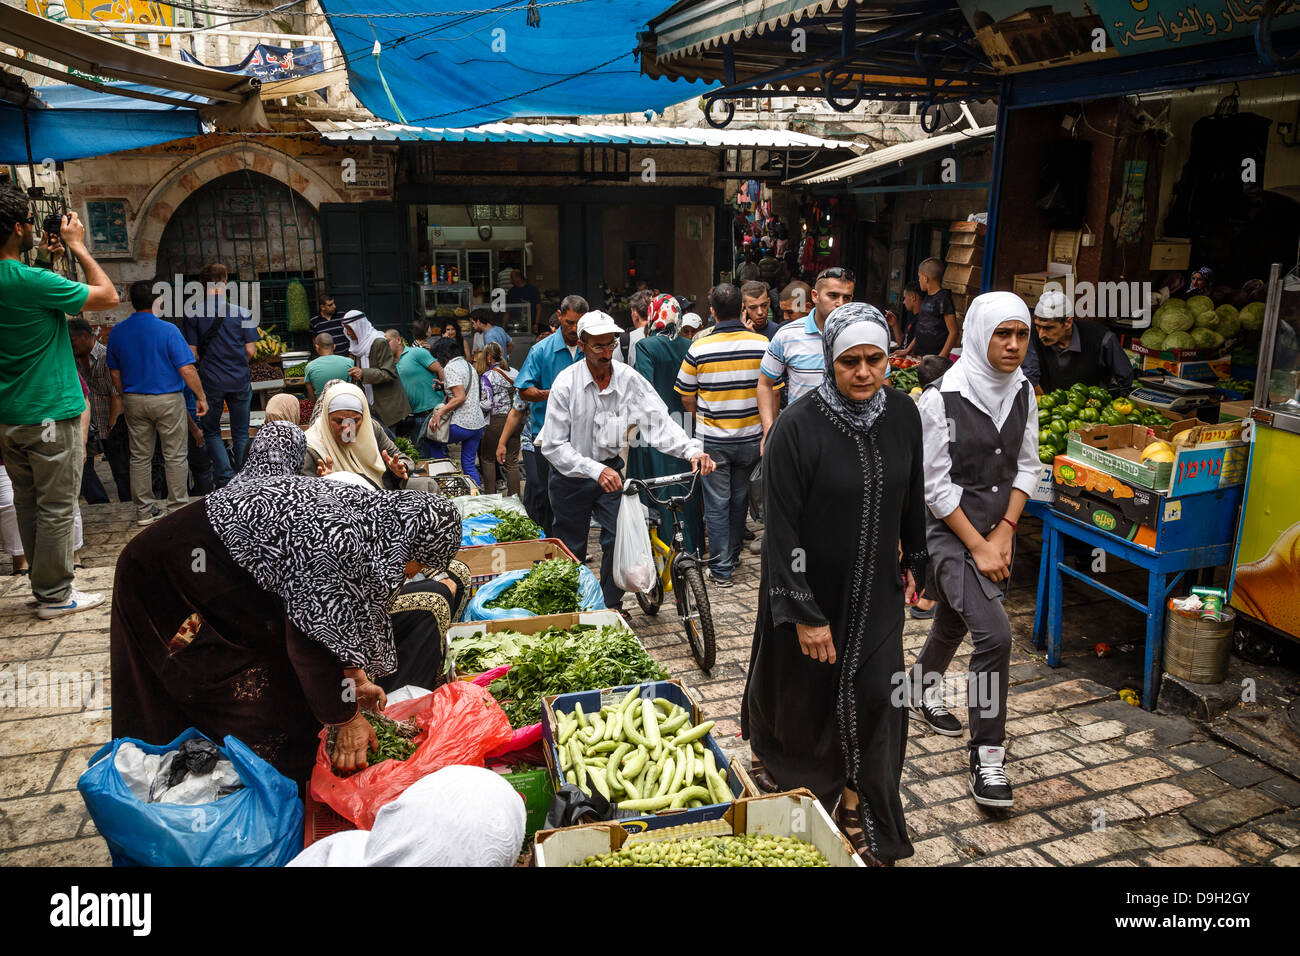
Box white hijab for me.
[940,291,1030,429]
[341,310,385,402]
[304,381,387,487]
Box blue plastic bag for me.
[463,564,606,620]
[78,728,304,867]
[461,512,502,546]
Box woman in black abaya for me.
[741,302,927,865]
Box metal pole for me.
[981,76,1011,294]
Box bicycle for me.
[620,471,716,673]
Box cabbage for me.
[1155,300,1195,333]
[1193,310,1219,328]
[1214,304,1240,338]
[1240,301,1266,331]
[1190,327,1224,349]
[1139,327,1167,350]
[1187,295,1215,314]
[1164,330,1196,349]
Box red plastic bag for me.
[309,680,514,829]
[472,666,544,759]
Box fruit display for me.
[284,362,308,379]
[1140,440,1175,464]
[1036,383,1173,464]
[249,362,281,383]
[253,327,287,362]
[286,279,310,333]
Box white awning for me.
[311,120,860,150]
[649,0,862,60]
[784,125,995,185]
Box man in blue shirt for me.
[473,310,512,363]
[513,294,587,535]
[180,262,258,488]
[108,280,209,525]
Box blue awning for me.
[1,83,202,163]
[318,0,717,128]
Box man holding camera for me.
[0,187,118,617]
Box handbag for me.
[425,404,451,444]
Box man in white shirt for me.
[541,311,715,611]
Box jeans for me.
[548,457,623,609]
[199,384,252,488]
[479,413,520,497]
[700,438,760,578]
[429,423,484,486]
[522,447,552,537]
[80,448,110,504]
[102,419,134,502]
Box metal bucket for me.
[1164,600,1234,684]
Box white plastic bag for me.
[612,492,656,593]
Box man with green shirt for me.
[0,187,119,618]
[386,328,444,443]
[304,332,355,402]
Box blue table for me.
[1030,504,1233,710]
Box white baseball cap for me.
[681,312,703,329]
[576,310,620,338]
[1034,289,1072,320]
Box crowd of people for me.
[0,181,1145,867]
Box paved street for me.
[1,485,1298,867]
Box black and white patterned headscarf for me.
[205,425,462,678]
[815,302,891,435]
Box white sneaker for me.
[36,589,105,620]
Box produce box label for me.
[1052,456,1161,527]
[1168,444,1249,496]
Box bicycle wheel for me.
[635,571,663,616]
[675,562,716,672]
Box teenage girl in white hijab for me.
[909,291,1039,811]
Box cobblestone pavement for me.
[1,494,1298,867]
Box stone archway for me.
[133,141,347,264]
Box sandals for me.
[11,569,28,576]
[835,802,892,867]
[748,758,782,794]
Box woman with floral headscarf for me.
[109,420,464,783]
[741,301,927,865]
[628,293,704,554]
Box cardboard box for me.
[945,243,984,266]
[942,262,980,293]
[947,230,985,247]
[437,537,578,596]
[1029,463,1056,503]
[1050,488,1158,549]
[1067,420,1246,494]
[1130,340,1225,363]
[542,679,756,831]
[533,790,866,867]
[1140,355,1231,383]
[1150,238,1192,272]
[1218,400,1253,421]
[1013,270,1073,309]
[1053,455,1163,526]
[949,221,987,236]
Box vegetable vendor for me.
[109,421,463,783]
[1022,289,1133,395]
[909,292,1040,810]
[741,303,927,866]
[540,310,715,612]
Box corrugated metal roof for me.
[783,125,994,185]
[649,0,862,61]
[311,120,858,150]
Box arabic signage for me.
[956,0,1300,71]
[179,43,325,83]
[26,0,175,45]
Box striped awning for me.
[648,0,862,60]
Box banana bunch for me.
[253,327,287,362]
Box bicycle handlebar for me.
[621,471,699,504]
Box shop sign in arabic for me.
[956,0,1300,68]
[26,0,175,45]
[1097,0,1300,50]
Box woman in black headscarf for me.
[741,302,928,865]
[109,421,463,784]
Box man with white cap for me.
[1023,288,1134,395]
[541,310,715,611]
[679,312,704,340]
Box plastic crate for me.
[303,792,356,849]
[455,538,579,598]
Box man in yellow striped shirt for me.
[675,283,767,587]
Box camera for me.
[43,212,63,236]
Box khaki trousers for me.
[122,392,190,518]
[0,416,83,603]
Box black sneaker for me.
[969,745,1014,809]
[706,569,733,588]
[911,689,962,736]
